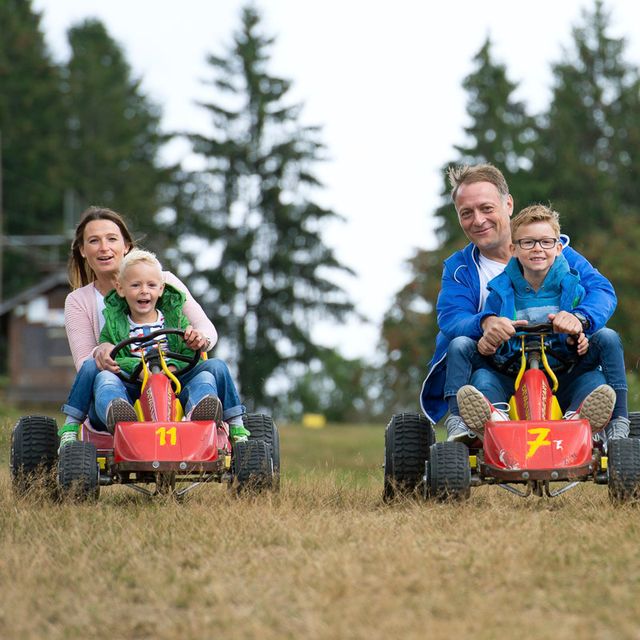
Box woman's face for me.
[80,219,130,278]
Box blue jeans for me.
[471,366,606,413]
[61,359,107,430]
[93,358,245,428]
[444,337,488,414]
[562,328,627,418]
[444,329,625,414]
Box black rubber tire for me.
[428,441,471,502]
[383,412,435,501]
[10,415,59,497]
[608,438,640,504]
[628,412,640,439]
[58,441,100,501]
[233,439,274,491]
[244,413,280,474]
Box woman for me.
[59,206,247,447]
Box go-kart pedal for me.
[189,395,223,423]
[106,398,137,434]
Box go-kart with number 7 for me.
[384,323,640,504]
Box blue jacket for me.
[484,254,585,365]
[419,237,616,424]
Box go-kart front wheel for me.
[428,441,471,502]
[244,413,280,488]
[58,441,100,502]
[233,439,274,492]
[628,412,640,439]
[608,438,640,504]
[10,415,59,497]
[383,412,435,501]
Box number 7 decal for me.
[526,427,551,459]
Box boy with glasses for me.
[448,205,628,450]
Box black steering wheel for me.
[492,321,581,375]
[109,328,202,384]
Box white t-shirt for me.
[477,254,507,310]
[94,287,106,331]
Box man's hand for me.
[94,343,119,373]
[183,325,207,351]
[548,311,583,335]
[567,332,589,356]
[481,316,528,349]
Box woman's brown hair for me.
[68,207,136,289]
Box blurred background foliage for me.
[1,0,638,420]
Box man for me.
[419,163,621,443]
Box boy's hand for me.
[481,316,528,348]
[567,332,589,356]
[183,325,207,351]
[478,335,498,356]
[548,311,582,335]
[95,343,120,373]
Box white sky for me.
[33,0,640,361]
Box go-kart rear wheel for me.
[10,415,59,497]
[234,439,274,492]
[383,413,435,501]
[628,412,640,439]
[608,438,640,504]
[244,414,280,488]
[58,441,100,502]
[428,441,471,502]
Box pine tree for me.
[180,5,354,409]
[380,37,539,412]
[535,0,640,242]
[535,0,640,366]
[63,19,171,243]
[0,0,68,297]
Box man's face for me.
[454,181,513,256]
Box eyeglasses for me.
[514,237,559,250]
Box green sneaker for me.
[58,423,79,453]
[230,424,250,443]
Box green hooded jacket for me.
[99,283,193,374]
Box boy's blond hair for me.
[511,204,561,240]
[119,248,163,280]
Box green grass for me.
[3,403,640,638]
[279,423,385,485]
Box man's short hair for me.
[447,163,509,202]
[511,204,561,239]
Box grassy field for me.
[2,408,640,639]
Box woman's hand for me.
[94,343,120,373]
[183,325,207,351]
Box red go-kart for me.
[384,324,640,504]
[11,329,280,500]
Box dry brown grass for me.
[1,421,640,639]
